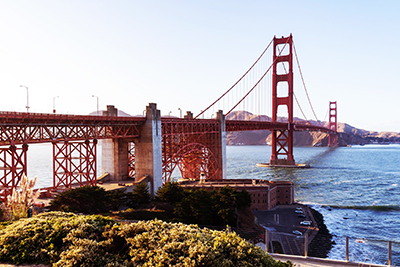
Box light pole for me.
[178,108,182,118]
[92,95,99,115]
[53,96,59,113]
[20,85,29,112]
[169,111,172,117]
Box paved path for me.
[271,254,387,267]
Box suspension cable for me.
[226,37,290,116]
[195,38,274,119]
[276,45,308,122]
[293,41,322,126]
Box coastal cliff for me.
[226,111,400,147]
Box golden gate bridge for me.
[0,35,338,200]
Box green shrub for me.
[49,186,110,214]
[158,183,252,227]
[0,212,292,267]
[107,219,292,267]
[127,182,151,208]
[0,211,116,265]
[156,182,185,204]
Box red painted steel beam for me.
[0,112,146,145]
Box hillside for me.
[226,111,400,147]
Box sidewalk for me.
[271,254,387,267]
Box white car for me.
[300,221,312,226]
[292,230,303,235]
[295,210,303,214]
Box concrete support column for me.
[101,138,130,181]
[135,103,163,197]
[217,110,226,180]
[101,105,130,181]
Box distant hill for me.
[226,111,400,147]
[90,109,400,146]
[89,109,136,117]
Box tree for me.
[129,182,150,208]
[49,186,109,214]
[156,182,185,204]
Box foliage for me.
[0,211,116,265]
[0,213,292,266]
[156,182,185,204]
[2,175,39,221]
[128,182,150,208]
[49,186,111,214]
[114,208,172,221]
[105,219,292,267]
[157,183,252,227]
[106,188,128,211]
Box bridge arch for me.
[162,142,219,184]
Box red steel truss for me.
[0,144,28,201]
[0,112,144,196]
[328,101,338,147]
[270,35,295,166]
[161,118,222,183]
[53,140,97,188]
[0,112,145,146]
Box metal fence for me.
[264,230,398,266]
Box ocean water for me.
[25,143,400,265]
[226,144,400,266]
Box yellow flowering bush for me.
[0,212,292,267]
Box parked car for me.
[300,221,312,226]
[292,230,303,235]
[295,210,303,214]
[298,214,306,218]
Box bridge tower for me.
[270,35,295,166]
[328,101,338,147]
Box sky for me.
[0,1,399,132]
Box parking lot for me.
[253,204,318,255]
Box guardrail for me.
[264,230,395,266]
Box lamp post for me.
[169,111,172,117]
[178,108,182,118]
[53,96,59,113]
[20,85,29,112]
[92,95,99,115]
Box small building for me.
[178,179,294,210]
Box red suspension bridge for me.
[0,35,337,200]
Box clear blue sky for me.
[1,1,399,132]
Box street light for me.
[169,111,172,117]
[53,96,59,113]
[92,95,99,115]
[178,108,182,118]
[20,85,29,112]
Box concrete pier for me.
[101,103,163,197]
[135,103,163,197]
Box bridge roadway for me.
[0,111,333,146]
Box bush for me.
[128,182,150,208]
[157,183,252,227]
[0,212,292,267]
[156,182,185,204]
[49,186,111,214]
[0,211,116,265]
